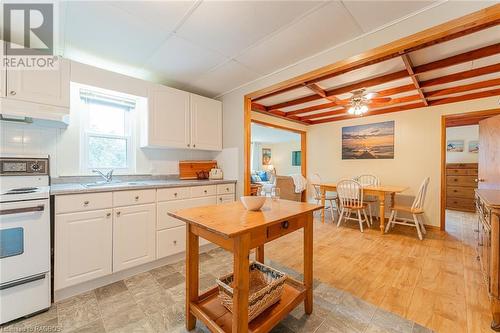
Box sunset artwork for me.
[342,121,395,159]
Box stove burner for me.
[4,187,39,195]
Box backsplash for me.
[0,121,220,177]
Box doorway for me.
[440,108,500,230]
[245,119,306,201]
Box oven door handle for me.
[0,205,45,216]
[0,272,47,290]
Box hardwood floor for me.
[266,210,492,333]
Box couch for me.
[275,176,303,201]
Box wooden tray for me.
[179,160,217,180]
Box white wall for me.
[446,125,479,164]
[0,61,218,177]
[220,1,496,226]
[261,140,301,176]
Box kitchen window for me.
[78,86,137,173]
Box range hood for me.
[0,98,69,126]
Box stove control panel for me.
[0,157,49,176]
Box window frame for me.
[76,84,136,174]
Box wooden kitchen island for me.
[168,199,322,333]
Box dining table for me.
[317,183,408,234]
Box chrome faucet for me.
[92,169,114,183]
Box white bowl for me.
[240,196,266,211]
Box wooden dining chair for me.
[384,177,430,240]
[336,179,370,232]
[354,174,380,224]
[311,173,337,222]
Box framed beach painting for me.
[468,140,479,153]
[262,148,272,165]
[447,140,464,152]
[342,121,395,159]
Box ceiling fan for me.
[337,88,392,115]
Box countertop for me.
[50,179,237,195]
[476,189,500,209]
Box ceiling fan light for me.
[360,105,368,114]
[348,107,355,114]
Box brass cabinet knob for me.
[83,201,89,206]
[135,196,139,200]
[117,211,121,217]
[9,91,16,95]
[106,212,111,218]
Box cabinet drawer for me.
[158,196,217,230]
[446,168,478,176]
[266,218,304,242]
[217,183,235,195]
[446,197,475,211]
[113,189,156,207]
[157,226,186,259]
[55,192,113,214]
[190,185,216,198]
[447,186,475,199]
[217,194,235,205]
[157,187,190,202]
[446,176,477,187]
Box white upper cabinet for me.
[141,84,190,149]
[6,58,70,108]
[190,93,222,151]
[141,87,222,151]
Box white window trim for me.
[75,83,137,175]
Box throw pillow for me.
[258,171,268,182]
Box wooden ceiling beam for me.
[305,83,341,104]
[251,108,311,126]
[324,70,409,97]
[413,43,500,74]
[251,102,267,112]
[400,53,428,106]
[428,88,500,106]
[425,78,500,98]
[248,5,500,101]
[310,102,426,124]
[420,63,500,88]
[299,109,346,121]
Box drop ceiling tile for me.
[410,26,500,66]
[342,1,435,33]
[64,2,170,64]
[146,35,228,86]
[258,87,313,107]
[189,60,260,97]
[109,1,195,32]
[176,1,324,57]
[236,1,362,75]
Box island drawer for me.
[266,218,304,242]
[55,192,113,214]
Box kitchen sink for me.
[83,181,149,188]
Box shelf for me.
[190,278,306,333]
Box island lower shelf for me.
[190,278,306,333]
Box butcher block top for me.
[168,198,322,238]
[476,189,500,209]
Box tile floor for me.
[1,247,432,333]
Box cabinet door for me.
[143,84,190,148]
[113,203,156,272]
[0,41,5,97]
[190,93,222,151]
[6,58,70,107]
[55,209,112,290]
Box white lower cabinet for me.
[55,209,113,290]
[113,204,156,272]
[55,183,235,290]
[157,226,186,259]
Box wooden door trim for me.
[244,109,307,200]
[440,108,500,230]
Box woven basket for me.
[216,262,287,321]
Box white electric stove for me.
[0,156,51,324]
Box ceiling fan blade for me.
[368,97,391,103]
[364,92,379,99]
